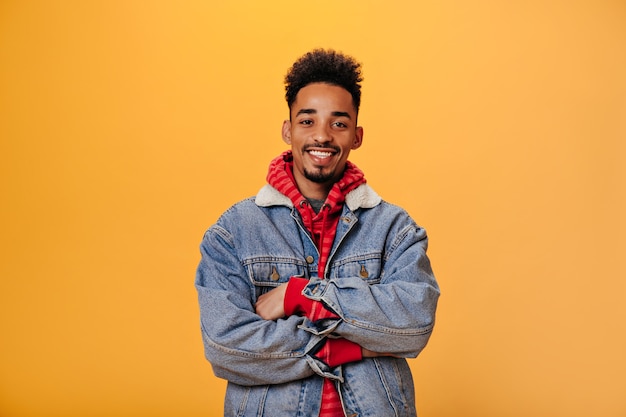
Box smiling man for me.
[196,49,440,417]
[282,82,363,199]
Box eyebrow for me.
[295,109,352,119]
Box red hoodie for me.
[266,151,365,416]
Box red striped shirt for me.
[267,151,366,416]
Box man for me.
[196,49,440,417]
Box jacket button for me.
[270,266,280,281]
[305,255,314,264]
[359,265,369,278]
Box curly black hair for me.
[285,49,363,113]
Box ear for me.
[281,120,292,145]
[352,126,364,149]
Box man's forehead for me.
[291,83,356,115]
[295,108,352,119]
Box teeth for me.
[309,150,333,158]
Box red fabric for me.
[267,151,366,416]
[266,151,366,278]
[284,278,361,367]
[284,277,313,316]
[320,378,345,416]
[284,277,339,321]
[316,338,363,368]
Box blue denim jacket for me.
[196,183,440,417]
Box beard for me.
[303,166,337,184]
[301,144,341,184]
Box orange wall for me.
[1,1,625,416]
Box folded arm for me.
[196,226,326,386]
[301,223,440,357]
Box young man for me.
[196,49,440,417]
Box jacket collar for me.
[255,183,382,212]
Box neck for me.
[293,174,333,201]
[299,185,330,201]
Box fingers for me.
[255,283,287,320]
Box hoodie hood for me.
[260,151,378,278]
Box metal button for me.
[359,265,369,278]
[305,255,314,264]
[270,267,280,281]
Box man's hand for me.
[255,283,288,320]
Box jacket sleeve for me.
[285,277,363,367]
[301,220,440,358]
[195,224,337,386]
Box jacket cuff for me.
[314,338,363,368]
[284,277,314,316]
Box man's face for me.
[282,82,363,197]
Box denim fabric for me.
[196,184,440,417]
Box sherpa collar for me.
[255,183,382,212]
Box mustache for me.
[303,143,340,152]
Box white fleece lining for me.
[254,184,382,211]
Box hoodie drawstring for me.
[318,203,331,278]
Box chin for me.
[304,169,336,184]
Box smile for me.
[308,150,335,159]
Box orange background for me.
[1,1,625,416]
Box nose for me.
[312,125,332,143]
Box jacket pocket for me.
[243,257,308,296]
[330,253,383,284]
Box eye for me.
[333,121,348,128]
[299,119,313,125]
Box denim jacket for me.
[196,183,440,417]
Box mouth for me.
[307,150,335,159]
[305,147,339,166]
